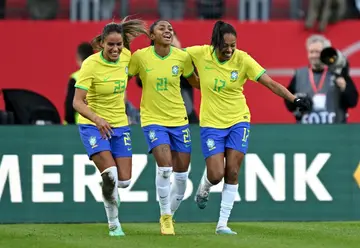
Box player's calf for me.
[170,172,188,215]
[156,166,173,215]
[216,183,238,234]
[101,167,117,203]
[101,166,122,235]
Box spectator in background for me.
[64,42,94,125]
[197,0,224,19]
[284,34,358,124]
[100,0,115,20]
[0,0,5,19]
[135,32,199,124]
[27,0,59,20]
[158,0,185,20]
[305,0,346,32]
[345,0,360,19]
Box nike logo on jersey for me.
[205,66,215,70]
[145,68,154,73]
[104,76,111,81]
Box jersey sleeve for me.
[75,59,94,91]
[245,53,266,82]
[182,52,194,78]
[184,45,204,60]
[128,51,140,76]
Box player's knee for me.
[118,179,131,188]
[157,166,173,178]
[101,167,117,201]
[225,168,239,184]
[207,170,224,185]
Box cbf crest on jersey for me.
[230,70,239,82]
[172,65,179,77]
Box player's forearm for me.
[267,81,296,102]
[73,100,99,124]
[187,73,200,89]
[258,74,296,102]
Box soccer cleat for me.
[159,214,175,235]
[109,225,125,237]
[195,182,210,209]
[215,227,237,235]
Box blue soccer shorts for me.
[142,124,191,153]
[78,124,132,159]
[200,122,250,159]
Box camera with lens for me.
[320,47,348,76]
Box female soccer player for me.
[128,20,199,235]
[186,21,310,235]
[72,18,148,237]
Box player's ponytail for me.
[91,17,149,51]
[211,20,237,53]
[91,35,102,51]
[120,16,149,50]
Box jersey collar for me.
[100,51,120,64]
[152,46,172,60]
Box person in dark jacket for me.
[64,42,94,124]
[285,34,358,124]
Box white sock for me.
[101,166,120,228]
[202,173,214,191]
[170,172,188,215]
[118,179,131,188]
[156,166,173,215]
[217,183,238,229]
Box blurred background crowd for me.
[0,0,359,126]
[1,0,360,28]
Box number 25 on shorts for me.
[182,128,191,143]
[123,132,131,146]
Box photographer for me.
[285,34,358,124]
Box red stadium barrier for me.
[0,20,359,123]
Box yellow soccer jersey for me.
[75,49,131,127]
[186,45,266,128]
[128,46,194,127]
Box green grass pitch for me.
[0,222,359,248]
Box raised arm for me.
[258,73,311,111]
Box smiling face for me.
[216,33,237,61]
[101,32,123,62]
[150,20,174,46]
